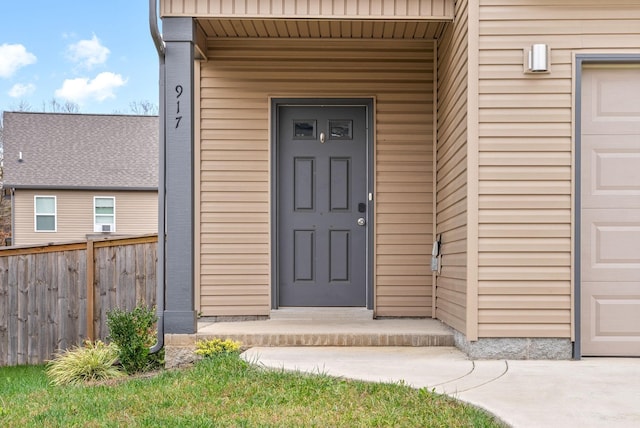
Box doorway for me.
[273,99,373,307]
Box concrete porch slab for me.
[165,318,455,368]
[196,318,454,347]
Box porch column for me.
[162,17,196,334]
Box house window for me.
[94,197,115,232]
[34,196,56,232]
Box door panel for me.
[330,158,350,211]
[581,66,640,356]
[581,210,640,282]
[294,158,315,211]
[329,230,350,282]
[278,105,367,306]
[294,230,315,281]
[581,135,640,209]
[582,283,640,356]
[581,67,640,135]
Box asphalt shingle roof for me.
[2,112,158,189]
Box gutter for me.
[6,185,158,191]
[149,0,166,355]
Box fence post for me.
[86,239,95,342]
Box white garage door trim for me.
[575,55,640,359]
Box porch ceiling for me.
[196,18,447,39]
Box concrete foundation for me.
[454,330,573,360]
[164,334,200,369]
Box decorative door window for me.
[293,120,316,139]
[329,120,353,140]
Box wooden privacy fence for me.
[0,234,158,366]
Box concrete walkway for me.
[242,346,640,428]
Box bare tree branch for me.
[129,100,159,115]
[43,98,80,113]
[13,100,33,112]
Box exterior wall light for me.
[526,44,550,73]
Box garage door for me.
[581,65,640,356]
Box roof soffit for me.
[162,0,453,40]
[161,0,455,21]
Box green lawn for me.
[0,355,504,427]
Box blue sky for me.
[1,1,159,115]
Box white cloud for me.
[54,72,127,103]
[9,83,36,98]
[66,34,110,69]
[0,43,37,78]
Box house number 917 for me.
[175,85,183,129]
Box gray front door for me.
[277,105,368,306]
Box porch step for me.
[270,307,374,321]
[196,318,454,347]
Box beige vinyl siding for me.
[477,0,640,338]
[13,190,157,246]
[434,0,469,334]
[161,0,454,19]
[199,39,434,317]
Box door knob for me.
[357,218,366,226]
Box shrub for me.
[195,338,242,358]
[46,340,124,386]
[107,304,161,373]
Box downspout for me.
[149,0,165,354]
[10,188,15,246]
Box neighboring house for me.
[154,0,640,359]
[2,112,158,245]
